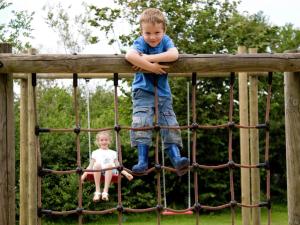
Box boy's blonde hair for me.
[95,131,112,147]
[140,8,167,32]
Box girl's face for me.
[141,22,165,47]
[97,135,110,149]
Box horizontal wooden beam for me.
[12,72,268,79]
[1,53,300,74]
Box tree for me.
[223,11,280,52]
[0,0,34,52]
[271,23,300,52]
[42,2,96,54]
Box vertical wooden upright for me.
[238,46,251,225]
[284,50,300,225]
[28,72,37,224]
[20,77,28,225]
[248,48,260,225]
[0,43,15,225]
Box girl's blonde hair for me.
[140,8,167,32]
[95,131,112,147]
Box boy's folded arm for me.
[125,49,156,72]
[145,47,179,63]
[125,49,169,74]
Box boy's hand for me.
[132,65,143,71]
[151,63,169,74]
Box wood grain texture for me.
[285,71,300,225]
[19,79,28,225]
[0,43,14,225]
[238,46,251,225]
[27,74,37,225]
[1,53,300,73]
[248,48,261,225]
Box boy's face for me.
[97,135,110,149]
[141,22,165,47]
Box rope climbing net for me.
[35,72,272,225]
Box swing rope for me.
[85,79,92,160]
[187,81,191,209]
[161,80,192,215]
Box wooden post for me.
[238,46,251,225]
[28,71,37,224]
[284,50,300,225]
[248,48,260,225]
[19,77,28,225]
[0,43,15,225]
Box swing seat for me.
[162,210,193,215]
[86,173,119,183]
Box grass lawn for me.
[43,204,287,225]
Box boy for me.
[125,8,189,175]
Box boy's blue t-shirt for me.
[131,34,175,97]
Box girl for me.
[81,131,133,202]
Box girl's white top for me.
[91,148,117,166]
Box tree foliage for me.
[271,23,300,52]
[87,0,290,54]
[88,0,241,53]
[224,11,280,51]
[43,2,96,53]
[0,0,34,51]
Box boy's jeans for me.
[130,89,183,149]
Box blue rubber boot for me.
[166,144,189,174]
[132,144,149,173]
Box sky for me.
[2,0,300,54]
[238,0,300,27]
